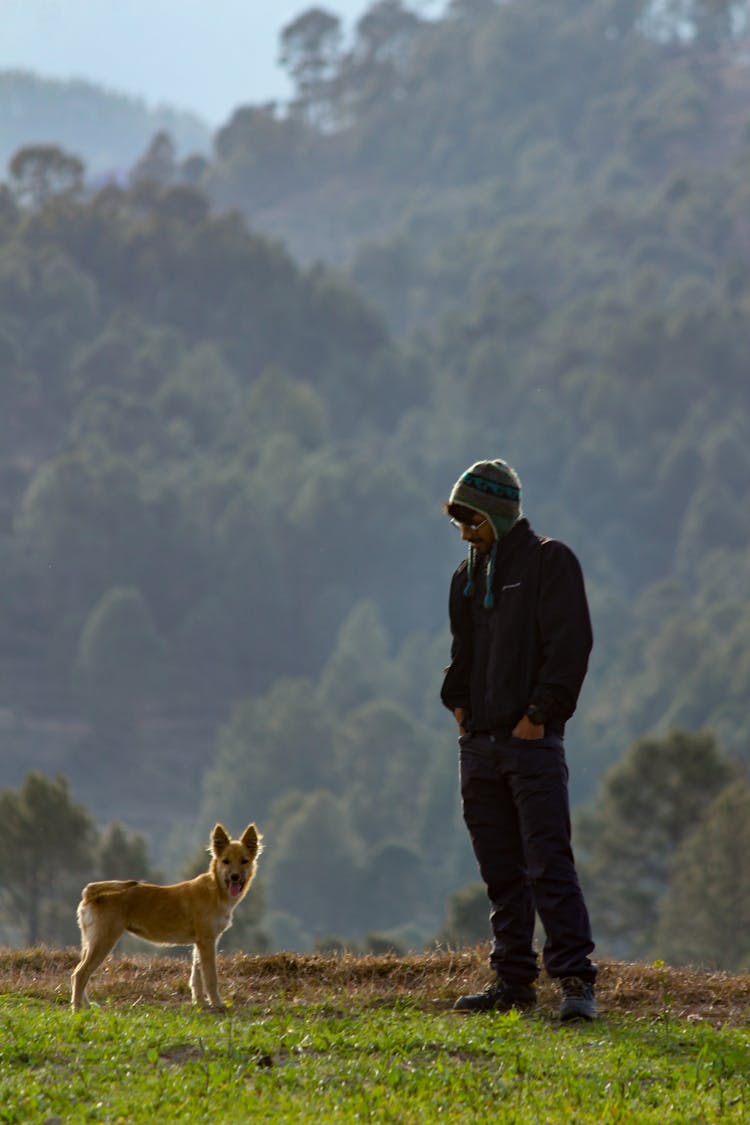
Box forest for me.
[1,0,750,971]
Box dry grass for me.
[2,946,750,1025]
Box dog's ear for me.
[241,823,262,855]
[211,823,230,855]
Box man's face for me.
[457,510,495,556]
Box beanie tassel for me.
[463,545,476,597]
[484,541,497,609]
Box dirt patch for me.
[2,946,749,1025]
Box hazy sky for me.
[0,0,377,125]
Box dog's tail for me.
[80,879,141,902]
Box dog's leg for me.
[195,938,225,1011]
[71,933,118,1011]
[71,951,90,1012]
[189,946,206,1006]
[71,910,122,1011]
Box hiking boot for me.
[453,977,537,1013]
[559,976,597,1021]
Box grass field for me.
[2,948,749,1123]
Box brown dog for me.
[71,822,262,1012]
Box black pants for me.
[459,731,596,986]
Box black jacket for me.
[440,518,593,735]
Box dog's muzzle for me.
[228,875,244,898]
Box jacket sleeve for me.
[529,540,593,724]
[440,564,473,713]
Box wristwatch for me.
[525,703,547,726]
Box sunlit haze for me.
[0,0,379,124]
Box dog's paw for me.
[206,1001,228,1014]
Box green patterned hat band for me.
[447,459,522,539]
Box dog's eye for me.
[241,858,249,864]
[222,858,230,864]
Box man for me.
[441,459,597,1021]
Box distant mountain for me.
[0,71,212,180]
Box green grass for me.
[1,996,749,1124]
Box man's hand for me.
[454,707,467,733]
[512,715,545,740]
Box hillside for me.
[2,0,750,971]
[207,4,750,334]
[4,947,750,1025]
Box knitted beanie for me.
[447,460,522,609]
[447,459,522,539]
